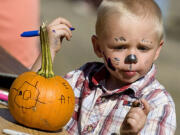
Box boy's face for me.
[92,15,163,87]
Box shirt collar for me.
[90,64,156,98]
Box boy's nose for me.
[125,54,138,64]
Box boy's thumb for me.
[132,98,150,115]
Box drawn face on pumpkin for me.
[11,81,40,109]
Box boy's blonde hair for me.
[96,0,164,41]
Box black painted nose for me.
[125,54,137,64]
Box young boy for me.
[32,0,176,134]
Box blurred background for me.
[0,0,178,134]
[40,0,180,134]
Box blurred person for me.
[0,0,40,69]
[32,0,176,134]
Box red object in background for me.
[0,0,40,69]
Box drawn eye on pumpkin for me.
[11,81,41,109]
[19,91,22,95]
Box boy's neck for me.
[105,76,130,91]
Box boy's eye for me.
[114,45,127,50]
[138,45,150,51]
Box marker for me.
[21,27,75,37]
[2,129,31,135]
[0,94,8,101]
[0,90,8,101]
[0,89,9,96]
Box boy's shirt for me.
[64,62,176,135]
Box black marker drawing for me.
[114,57,120,61]
[58,95,71,104]
[103,52,116,71]
[11,81,45,111]
[52,29,56,33]
[112,57,120,66]
[142,39,152,44]
[62,82,70,89]
[125,54,137,64]
[114,36,126,42]
[59,95,65,104]
[114,37,119,42]
[67,96,70,104]
[125,54,137,70]
[119,37,126,41]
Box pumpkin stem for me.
[37,23,54,78]
[37,24,45,76]
[46,29,54,78]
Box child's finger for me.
[132,99,150,115]
[126,117,137,127]
[49,17,72,28]
[140,98,150,115]
[50,24,72,38]
[48,27,71,42]
[56,29,71,41]
[126,111,140,121]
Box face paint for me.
[114,37,119,42]
[114,36,126,42]
[103,52,116,71]
[107,58,116,71]
[125,54,137,70]
[141,39,152,44]
[129,64,132,71]
[114,57,120,61]
[119,36,126,42]
[113,57,120,66]
[52,30,56,33]
[125,54,137,64]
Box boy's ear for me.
[153,40,164,61]
[91,35,103,58]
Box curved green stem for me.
[37,23,54,78]
[46,29,54,78]
[37,25,45,76]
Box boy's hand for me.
[120,99,150,135]
[31,17,73,71]
[47,17,73,54]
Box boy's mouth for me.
[123,70,137,77]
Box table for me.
[0,46,68,135]
[0,104,68,135]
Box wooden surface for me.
[0,46,68,135]
[0,104,68,135]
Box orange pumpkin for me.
[8,23,75,131]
